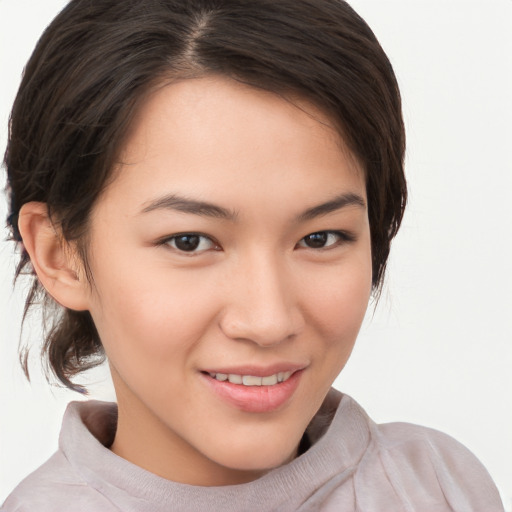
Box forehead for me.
[106,75,366,215]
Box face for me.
[83,76,372,485]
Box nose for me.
[219,252,304,347]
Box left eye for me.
[164,234,217,253]
[297,231,345,249]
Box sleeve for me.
[1,452,114,512]
[354,421,505,512]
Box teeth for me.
[209,371,293,386]
[278,371,292,382]
[242,375,262,386]
[228,374,243,384]
[262,374,278,386]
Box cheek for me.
[88,255,220,361]
[307,254,372,342]
[305,261,371,392]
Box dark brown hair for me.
[5,0,406,392]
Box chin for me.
[210,435,299,474]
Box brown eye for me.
[298,231,351,249]
[166,234,216,253]
[303,232,329,248]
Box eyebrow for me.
[297,193,366,221]
[140,192,365,221]
[140,194,238,220]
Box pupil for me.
[175,235,200,251]
[305,232,327,248]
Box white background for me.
[1,0,511,507]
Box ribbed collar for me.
[59,389,371,511]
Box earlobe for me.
[18,202,90,311]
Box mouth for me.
[205,371,294,386]
[200,366,305,413]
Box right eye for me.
[162,233,219,254]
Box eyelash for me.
[157,233,220,255]
[296,230,356,250]
[157,230,355,255]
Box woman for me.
[1,0,505,510]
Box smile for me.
[202,367,304,413]
[207,371,293,386]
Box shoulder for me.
[1,400,119,512]
[375,420,492,476]
[1,452,112,512]
[358,419,504,511]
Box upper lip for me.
[201,363,307,377]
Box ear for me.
[18,202,90,311]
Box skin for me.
[21,76,372,486]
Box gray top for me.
[2,389,504,511]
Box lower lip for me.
[201,370,303,413]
